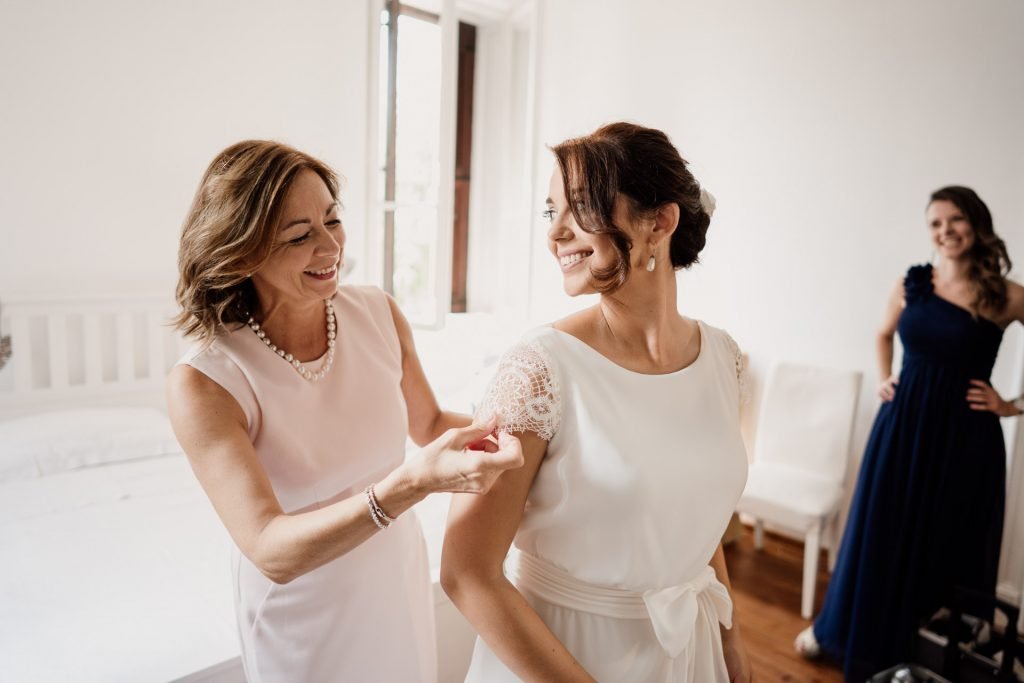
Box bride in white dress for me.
[441,122,753,682]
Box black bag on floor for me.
[915,586,1020,682]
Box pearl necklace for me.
[247,299,336,382]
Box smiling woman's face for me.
[251,169,345,308]
[927,198,975,261]
[544,165,636,296]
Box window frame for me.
[367,0,459,329]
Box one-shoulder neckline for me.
[546,320,705,377]
[928,292,1005,333]
[919,264,1005,332]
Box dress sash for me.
[507,550,733,660]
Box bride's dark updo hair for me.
[550,122,711,293]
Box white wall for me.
[0,0,372,301]
[525,0,1024,371]
[508,0,1024,593]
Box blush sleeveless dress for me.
[179,285,436,683]
[463,322,749,682]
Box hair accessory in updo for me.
[699,188,716,218]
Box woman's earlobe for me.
[649,204,679,245]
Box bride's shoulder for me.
[696,319,742,353]
[499,326,563,374]
[517,324,561,344]
[697,320,750,404]
[549,307,600,338]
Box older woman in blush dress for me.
[167,140,523,683]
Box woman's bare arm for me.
[711,544,753,681]
[1008,280,1024,326]
[386,294,472,445]
[966,279,1024,416]
[441,431,596,682]
[876,277,905,401]
[167,366,520,584]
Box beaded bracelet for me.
[364,485,395,530]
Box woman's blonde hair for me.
[174,140,341,344]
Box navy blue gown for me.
[813,264,1007,681]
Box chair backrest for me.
[752,362,862,484]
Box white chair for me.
[737,362,862,619]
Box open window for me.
[369,0,534,327]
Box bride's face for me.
[544,166,633,296]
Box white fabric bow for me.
[642,566,733,659]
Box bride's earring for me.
[646,255,656,272]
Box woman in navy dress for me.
[795,186,1024,680]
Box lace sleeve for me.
[474,340,561,441]
[722,331,750,407]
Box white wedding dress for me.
[464,322,748,682]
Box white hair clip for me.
[699,188,717,217]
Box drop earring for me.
[646,255,656,272]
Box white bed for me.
[0,296,244,683]
[0,296,515,683]
[0,451,238,682]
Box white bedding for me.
[0,454,239,683]
[0,408,186,482]
[0,318,514,683]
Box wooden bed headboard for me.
[0,295,188,419]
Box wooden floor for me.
[724,527,844,682]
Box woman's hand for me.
[878,375,899,402]
[967,380,1020,417]
[406,418,524,495]
[722,626,753,682]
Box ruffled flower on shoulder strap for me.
[903,264,934,302]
